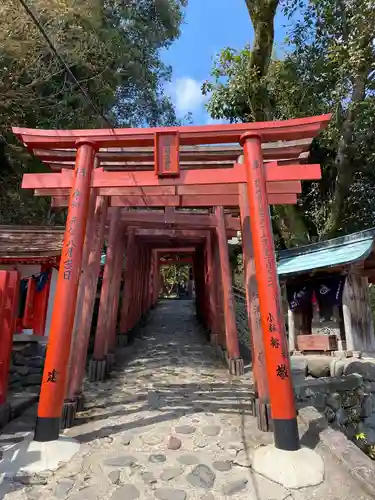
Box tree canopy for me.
[0,0,187,224]
[203,0,375,247]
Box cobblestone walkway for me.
[1,300,372,500]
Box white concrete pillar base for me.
[252,444,324,489]
[0,433,80,476]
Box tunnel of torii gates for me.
[11,114,331,451]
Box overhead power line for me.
[17,0,153,208]
[17,0,114,129]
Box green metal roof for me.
[277,228,375,277]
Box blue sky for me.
[162,0,290,125]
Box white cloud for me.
[167,77,207,116]
[205,115,229,126]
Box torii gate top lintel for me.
[12,114,331,150]
[13,114,331,210]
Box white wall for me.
[44,267,58,337]
[18,264,41,279]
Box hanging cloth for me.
[18,279,28,318]
[35,270,49,292]
[286,281,313,312]
[314,274,346,309]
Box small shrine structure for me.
[278,228,375,355]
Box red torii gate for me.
[13,114,331,451]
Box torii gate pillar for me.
[67,195,108,406]
[239,183,270,431]
[215,206,244,375]
[34,141,96,442]
[241,133,299,451]
[90,208,121,381]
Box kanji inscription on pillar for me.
[267,313,277,333]
[76,167,86,178]
[64,217,77,280]
[270,337,280,348]
[154,131,180,177]
[72,189,81,208]
[276,364,289,379]
[47,369,58,383]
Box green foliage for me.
[203,0,375,246]
[0,0,187,224]
[160,264,190,296]
[355,431,375,460]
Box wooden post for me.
[202,246,210,328]
[91,208,121,380]
[34,140,96,442]
[187,266,193,299]
[141,248,148,315]
[141,248,148,316]
[119,229,136,336]
[130,240,139,328]
[203,248,211,332]
[287,308,297,352]
[107,234,126,357]
[146,250,152,312]
[193,254,203,324]
[241,133,299,451]
[68,196,108,402]
[129,245,139,329]
[212,232,225,350]
[206,232,219,346]
[128,241,138,329]
[215,206,244,375]
[202,247,210,330]
[149,251,155,310]
[239,183,270,430]
[198,249,208,330]
[144,249,151,313]
[137,246,145,322]
[342,275,354,351]
[154,258,161,305]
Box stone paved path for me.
[0,300,372,500]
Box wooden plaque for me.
[154,131,180,177]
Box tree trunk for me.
[245,0,278,121]
[321,0,367,238]
[321,78,366,239]
[244,0,310,247]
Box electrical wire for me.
[17,0,114,129]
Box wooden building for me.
[0,226,65,426]
[0,226,63,339]
[278,228,375,355]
